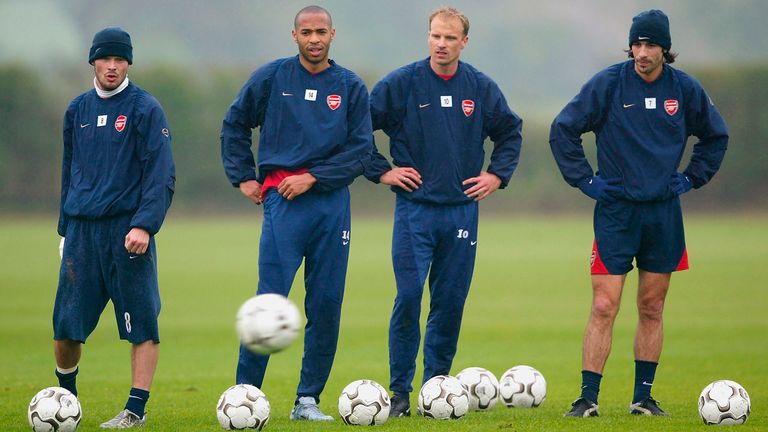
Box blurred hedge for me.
[1,63,765,216]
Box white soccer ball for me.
[28,387,82,432]
[216,384,270,430]
[456,367,500,411]
[499,365,547,408]
[698,380,751,425]
[338,379,390,425]
[236,294,301,355]
[418,375,470,420]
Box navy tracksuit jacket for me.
[550,60,728,201]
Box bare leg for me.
[582,274,626,373]
[54,339,82,369]
[634,270,671,361]
[131,340,159,391]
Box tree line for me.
[1,63,765,216]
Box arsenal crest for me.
[462,99,474,117]
[327,94,341,110]
[664,99,678,116]
[115,115,127,132]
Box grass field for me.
[1,214,766,431]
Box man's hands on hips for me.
[578,175,622,203]
[239,180,263,205]
[278,173,317,200]
[463,172,502,201]
[380,167,422,192]
[670,173,692,195]
[125,228,150,255]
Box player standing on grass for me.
[550,9,728,417]
[221,5,372,421]
[364,6,523,417]
[54,27,175,429]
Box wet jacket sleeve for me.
[220,65,274,187]
[682,80,728,189]
[129,97,176,235]
[308,74,373,191]
[484,81,522,188]
[363,74,405,182]
[57,98,79,237]
[549,70,615,187]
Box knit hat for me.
[628,9,671,50]
[88,27,133,64]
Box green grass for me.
[1,214,766,431]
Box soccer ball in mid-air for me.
[418,375,470,420]
[338,379,391,425]
[236,293,301,354]
[216,384,270,430]
[698,380,751,425]
[456,367,500,411]
[28,387,82,432]
[499,365,547,408]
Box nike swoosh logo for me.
[419,103,430,108]
[129,255,139,259]
[623,104,635,108]
[642,381,653,386]
[342,241,349,246]
[470,241,477,246]
[638,36,650,40]
[80,123,90,128]
[282,92,293,96]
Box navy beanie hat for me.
[89,27,133,64]
[628,9,671,50]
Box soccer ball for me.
[236,294,301,354]
[216,384,270,430]
[499,365,547,408]
[698,380,751,425]
[418,375,470,420]
[338,379,390,425]
[456,367,500,411]
[28,387,82,432]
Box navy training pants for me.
[236,187,351,402]
[388,195,478,394]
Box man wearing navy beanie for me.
[53,26,175,429]
[89,27,133,65]
[550,9,728,418]
[629,9,672,51]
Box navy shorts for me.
[53,215,161,344]
[591,198,688,275]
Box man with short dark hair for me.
[221,5,372,421]
[550,9,728,418]
[55,26,176,429]
[364,6,523,418]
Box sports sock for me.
[580,370,602,404]
[55,366,79,397]
[632,360,658,403]
[125,387,150,418]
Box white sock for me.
[56,364,78,375]
[297,396,317,405]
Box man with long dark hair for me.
[550,9,728,418]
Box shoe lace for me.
[121,411,139,425]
